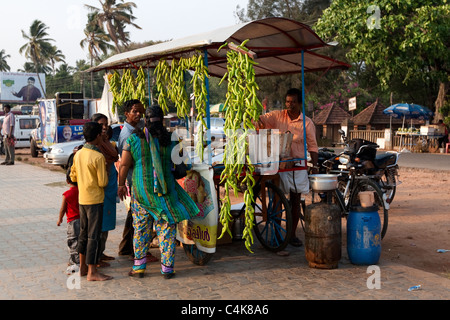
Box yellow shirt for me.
[70,146,108,205]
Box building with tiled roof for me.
[351,99,423,130]
[313,102,352,143]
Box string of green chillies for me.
[218,40,262,252]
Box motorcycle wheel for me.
[380,168,397,203]
[349,179,388,239]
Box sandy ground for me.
[14,149,450,279]
[382,167,450,278]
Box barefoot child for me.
[57,169,80,275]
[70,122,112,281]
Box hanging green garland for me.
[154,53,209,161]
[108,66,148,113]
[218,40,262,252]
[189,53,209,162]
[154,60,171,114]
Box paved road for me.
[0,155,449,307]
[332,147,450,171]
[397,151,450,171]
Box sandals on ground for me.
[161,270,176,279]
[128,269,145,278]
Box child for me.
[70,122,112,281]
[57,168,80,275]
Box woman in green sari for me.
[118,105,199,279]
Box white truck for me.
[0,114,40,154]
[29,92,96,157]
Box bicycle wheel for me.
[182,243,214,266]
[349,178,389,239]
[379,167,397,203]
[251,181,293,252]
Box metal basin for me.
[309,174,338,191]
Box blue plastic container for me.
[347,205,381,265]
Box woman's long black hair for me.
[135,105,171,147]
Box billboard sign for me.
[38,100,86,151]
[57,125,84,143]
[0,72,46,103]
[349,96,357,111]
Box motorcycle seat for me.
[374,153,396,169]
[318,151,335,161]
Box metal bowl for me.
[309,174,338,191]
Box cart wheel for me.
[182,243,214,266]
[251,181,292,252]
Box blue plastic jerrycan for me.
[347,205,381,265]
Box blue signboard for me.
[57,125,84,143]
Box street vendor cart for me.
[88,17,349,265]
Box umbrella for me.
[383,103,434,151]
[383,103,434,120]
[383,103,434,129]
[210,103,226,114]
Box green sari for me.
[124,132,199,224]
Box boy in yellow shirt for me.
[70,122,112,281]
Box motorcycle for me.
[320,129,400,204]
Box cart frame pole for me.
[301,50,308,161]
[204,49,212,165]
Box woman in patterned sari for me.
[118,105,199,279]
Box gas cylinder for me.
[304,202,342,269]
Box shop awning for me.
[86,17,350,77]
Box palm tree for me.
[47,45,66,75]
[19,20,55,98]
[80,13,114,67]
[55,63,75,76]
[85,0,141,53]
[0,49,11,72]
[81,12,114,97]
[18,62,51,74]
[75,59,90,72]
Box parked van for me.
[0,114,40,148]
[29,92,96,157]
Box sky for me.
[0,0,249,72]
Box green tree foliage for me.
[315,0,449,120]
[236,0,303,21]
[45,60,105,98]
[85,0,141,53]
[234,0,337,115]
[19,19,56,98]
[0,50,11,72]
[18,61,51,74]
[81,12,114,66]
[47,45,66,75]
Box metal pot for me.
[309,174,338,191]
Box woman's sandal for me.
[161,270,176,279]
[128,269,145,278]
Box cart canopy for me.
[87,17,349,77]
